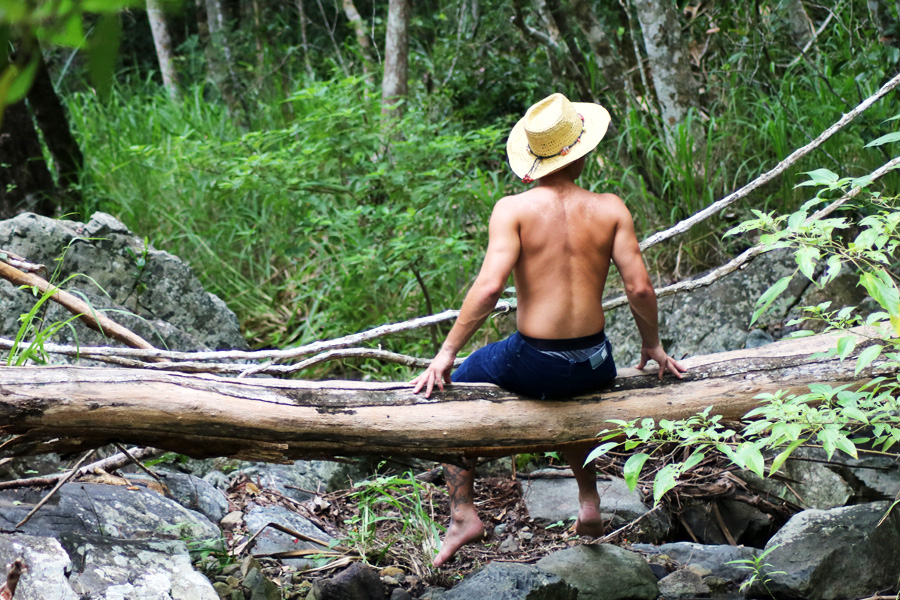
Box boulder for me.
[535,544,658,600]
[521,471,670,541]
[0,212,247,352]
[0,533,78,600]
[439,562,577,600]
[60,533,218,599]
[307,563,385,600]
[243,505,335,568]
[633,542,760,583]
[676,499,773,546]
[0,482,219,541]
[754,501,900,600]
[152,470,230,523]
[741,449,853,510]
[234,460,355,502]
[657,569,710,599]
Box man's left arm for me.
[411,199,521,397]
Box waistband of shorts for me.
[518,330,607,352]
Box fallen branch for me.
[15,449,95,528]
[0,260,155,351]
[638,70,900,252]
[0,446,160,490]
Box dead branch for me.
[0,249,44,274]
[15,449,95,528]
[0,559,26,600]
[0,260,155,351]
[0,446,160,490]
[638,70,900,252]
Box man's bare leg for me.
[433,464,485,567]
[562,445,605,537]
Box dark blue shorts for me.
[451,331,616,399]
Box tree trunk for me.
[0,329,887,465]
[631,0,699,131]
[26,51,84,213]
[382,0,410,114]
[543,0,593,102]
[342,0,375,81]
[569,0,627,110]
[782,0,813,48]
[146,0,180,99]
[0,100,56,219]
[197,0,246,122]
[296,0,315,77]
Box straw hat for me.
[506,93,610,183]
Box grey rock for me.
[657,569,710,599]
[677,500,772,546]
[754,501,900,600]
[440,562,577,600]
[0,482,219,541]
[243,505,334,568]
[307,563,385,600]
[742,447,853,510]
[744,328,774,348]
[605,250,803,366]
[234,459,356,501]
[0,533,78,600]
[0,212,247,352]
[127,470,229,524]
[242,565,281,600]
[632,542,761,583]
[499,534,520,553]
[536,544,659,600]
[390,588,413,600]
[522,471,670,541]
[59,533,218,599]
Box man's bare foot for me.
[573,501,605,537]
[433,516,485,567]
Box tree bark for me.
[782,0,813,48]
[197,0,246,122]
[382,0,410,114]
[631,0,699,130]
[146,0,181,100]
[0,329,888,464]
[296,0,315,78]
[342,0,376,81]
[569,0,627,109]
[26,51,84,213]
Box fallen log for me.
[0,328,892,464]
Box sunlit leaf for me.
[750,275,792,327]
[623,453,650,491]
[855,344,883,375]
[865,131,900,147]
[87,12,121,99]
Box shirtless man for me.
[411,93,686,567]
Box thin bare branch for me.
[0,447,160,491]
[638,71,900,252]
[15,449,96,528]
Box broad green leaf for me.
[795,247,819,281]
[83,0,144,10]
[836,336,857,361]
[796,168,839,188]
[653,465,678,505]
[87,12,121,99]
[751,275,793,327]
[4,53,39,105]
[43,9,85,47]
[822,255,842,286]
[681,450,706,472]
[834,434,858,458]
[865,131,900,147]
[736,443,765,478]
[769,439,804,475]
[623,453,650,491]
[0,0,29,21]
[855,345,883,375]
[841,406,869,425]
[859,270,900,318]
[584,441,618,464]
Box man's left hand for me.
[411,350,456,398]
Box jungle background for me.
[1,0,899,377]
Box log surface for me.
[0,329,889,463]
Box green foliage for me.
[69,76,508,369]
[5,278,83,366]
[727,544,787,597]
[343,470,442,569]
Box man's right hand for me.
[410,349,456,398]
[636,344,687,380]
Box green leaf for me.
[834,434,858,458]
[584,441,618,464]
[795,247,819,281]
[682,450,706,472]
[623,453,650,491]
[736,443,765,478]
[751,275,793,327]
[796,168,839,187]
[855,344,883,375]
[769,439,804,475]
[859,270,900,318]
[865,131,900,147]
[836,336,857,362]
[652,464,678,505]
[822,255,842,286]
[87,12,121,99]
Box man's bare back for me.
[505,183,623,339]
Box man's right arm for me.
[608,197,686,379]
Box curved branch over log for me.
[0,328,890,465]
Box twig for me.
[596,504,661,543]
[0,447,160,491]
[638,70,900,252]
[15,449,96,528]
[0,558,27,600]
[0,260,156,350]
[0,249,44,274]
[113,443,162,484]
